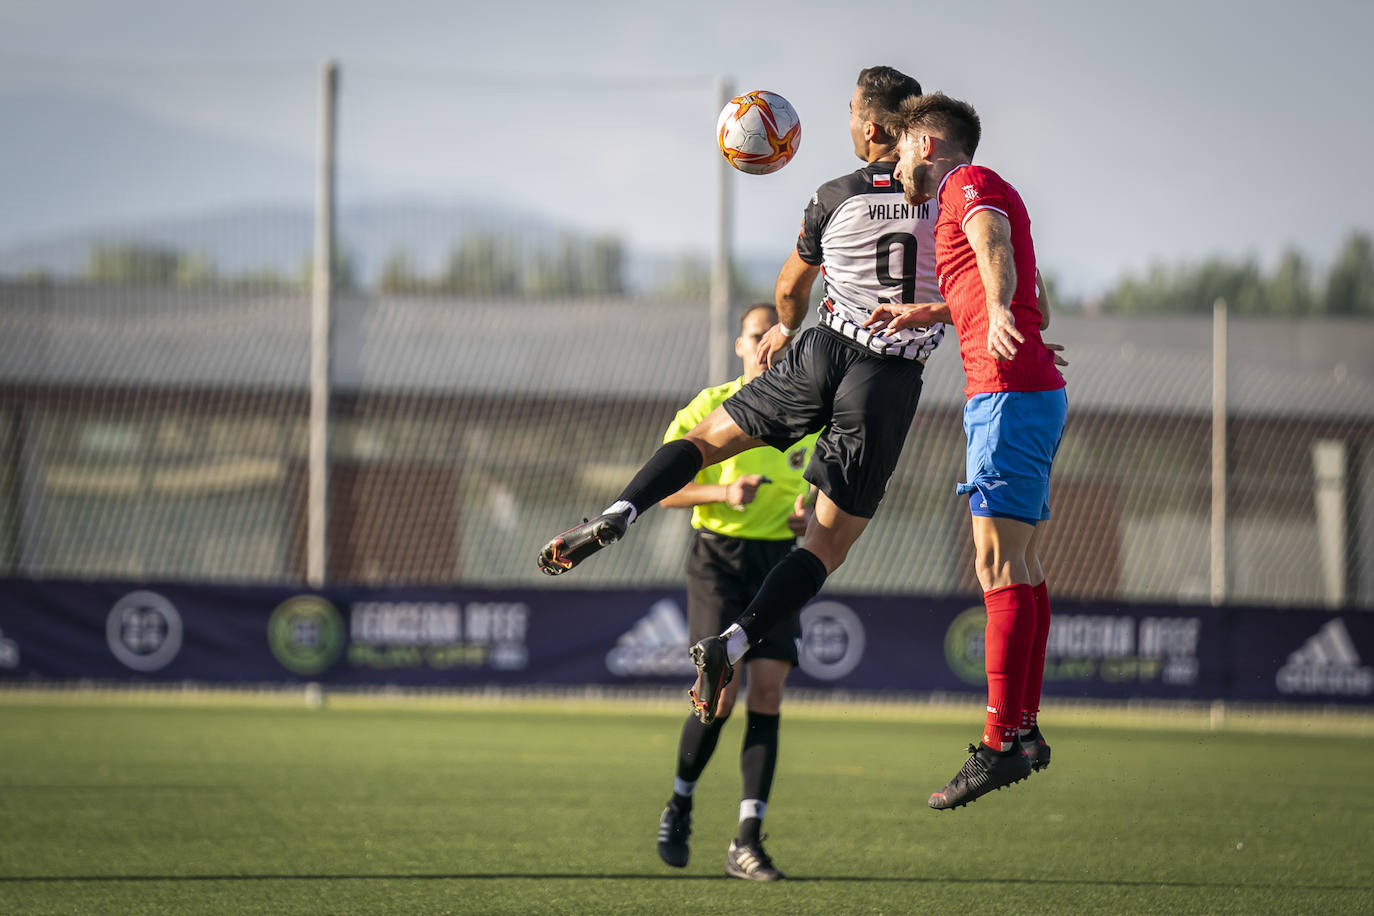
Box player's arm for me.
[1036,269,1051,330]
[1035,270,1068,364]
[865,300,951,333]
[660,477,770,511]
[756,250,819,369]
[964,209,1023,361]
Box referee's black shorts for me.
[723,327,925,518]
[686,530,801,666]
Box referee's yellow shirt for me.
[663,377,821,541]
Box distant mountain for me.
[0,89,779,293]
[0,90,316,249]
[0,199,782,294]
[0,199,559,282]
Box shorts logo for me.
[799,601,865,681]
[106,590,183,672]
[268,595,346,676]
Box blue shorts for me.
[956,388,1067,526]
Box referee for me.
[655,303,819,883]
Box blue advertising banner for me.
[0,579,1369,704]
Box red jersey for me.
[935,163,1065,397]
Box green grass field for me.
[1,691,1371,915]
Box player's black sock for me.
[736,548,828,646]
[617,439,704,517]
[738,711,780,845]
[672,710,729,813]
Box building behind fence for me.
[2,61,1371,609]
[1,281,1370,610]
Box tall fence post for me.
[1311,439,1349,608]
[307,59,338,589]
[1210,297,1228,606]
[708,76,734,384]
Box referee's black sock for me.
[616,439,704,518]
[738,711,780,846]
[736,548,828,647]
[671,711,730,813]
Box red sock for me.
[1020,581,1052,732]
[982,583,1037,750]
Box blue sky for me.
[2,0,1372,297]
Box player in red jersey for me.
[869,92,1067,810]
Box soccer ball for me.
[716,90,801,175]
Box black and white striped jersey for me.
[796,160,944,361]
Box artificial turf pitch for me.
[1,693,1370,915]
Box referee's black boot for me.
[656,802,691,868]
[537,510,630,576]
[688,636,733,725]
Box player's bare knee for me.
[745,680,784,714]
[802,531,855,574]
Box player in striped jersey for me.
[538,65,938,727]
[656,304,820,882]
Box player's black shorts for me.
[686,530,800,666]
[722,327,925,518]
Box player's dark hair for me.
[855,66,923,139]
[890,92,981,158]
[738,302,777,331]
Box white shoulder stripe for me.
[961,204,1009,230]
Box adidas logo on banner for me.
[605,599,698,678]
[1276,619,1373,696]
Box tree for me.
[379,249,425,294]
[86,244,185,285]
[654,252,764,301]
[582,234,625,296]
[436,234,520,296]
[1266,249,1314,315]
[1322,231,1374,315]
[297,248,358,292]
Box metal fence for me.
[1,61,1371,609]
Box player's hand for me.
[786,491,814,537]
[726,474,769,510]
[986,303,1024,361]
[755,324,794,370]
[866,302,938,334]
[1045,341,1069,367]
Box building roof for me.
[1,284,1370,419]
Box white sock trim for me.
[739,799,766,822]
[723,624,749,665]
[603,499,637,525]
[673,777,697,797]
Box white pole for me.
[708,76,734,383]
[1311,439,1348,608]
[307,60,338,589]
[1210,298,1227,606]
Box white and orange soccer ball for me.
[716,90,801,175]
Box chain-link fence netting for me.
[1,63,1371,607]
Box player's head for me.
[889,92,982,205]
[851,66,923,161]
[736,303,777,381]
